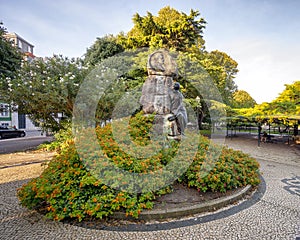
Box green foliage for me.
[3,55,88,132]
[200,50,238,105]
[18,114,173,221]
[0,22,22,100]
[181,136,260,192]
[18,114,260,222]
[39,123,73,151]
[232,90,257,108]
[84,35,124,66]
[175,52,233,126]
[92,51,147,123]
[128,111,155,145]
[116,6,206,52]
[268,81,300,116]
[234,81,300,125]
[18,138,159,221]
[3,6,240,130]
[114,8,239,106]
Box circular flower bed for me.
[18,112,260,222]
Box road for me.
[0,136,53,154]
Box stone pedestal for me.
[150,115,181,141]
[140,49,178,115]
[140,75,173,114]
[151,115,165,137]
[140,49,181,138]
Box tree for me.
[0,22,22,101]
[115,8,238,105]
[116,6,206,52]
[234,81,300,130]
[268,81,300,116]
[84,35,124,66]
[4,7,240,131]
[201,50,238,105]
[232,90,257,108]
[93,51,146,123]
[4,55,88,131]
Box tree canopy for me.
[3,7,243,131]
[5,55,88,131]
[235,81,300,125]
[232,90,257,108]
[84,35,124,66]
[0,22,22,101]
[78,7,240,128]
[115,7,239,106]
[268,81,300,116]
[116,6,206,52]
[200,50,238,105]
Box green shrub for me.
[18,137,171,221]
[18,113,260,222]
[180,135,260,192]
[38,125,73,151]
[128,111,155,145]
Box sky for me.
[1,0,299,104]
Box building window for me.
[0,103,10,117]
[18,40,23,50]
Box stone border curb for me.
[66,176,266,231]
[112,185,252,221]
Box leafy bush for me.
[128,111,155,145]
[18,136,172,221]
[180,135,260,192]
[38,123,73,151]
[18,113,260,222]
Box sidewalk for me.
[24,129,48,138]
[0,135,299,239]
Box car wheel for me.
[0,134,2,139]
[20,132,25,137]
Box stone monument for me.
[139,49,187,139]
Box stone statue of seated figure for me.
[168,82,187,136]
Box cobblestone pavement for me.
[0,135,299,240]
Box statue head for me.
[174,82,180,90]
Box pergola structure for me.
[226,115,300,146]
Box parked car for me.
[0,127,26,139]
